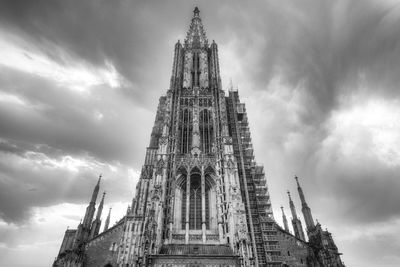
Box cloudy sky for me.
[0,0,400,266]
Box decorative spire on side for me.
[74,175,102,247]
[287,191,297,219]
[103,207,112,232]
[90,192,106,238]
[96,192,106,221]
[83,174,102,228]
[287,190,306,241]
[295,175,315,231]
[90,174,101,204]
[281,206,290,232]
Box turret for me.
[281,206,290,232]
[103,208,112,232]
[287,191,306,241]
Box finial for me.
[193,6,200,17]
[102,191,106,198]
[295,175,300,187]
[287,190,294,201]
[98,174,102,184]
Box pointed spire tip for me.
[295,175,301,187]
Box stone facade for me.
[85,221,123,267]
[54,7,345,267]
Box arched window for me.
[179,173,212,230]
[189,175,202,229]
[199,109,213,154]
[181,182,187,229]
[191,52,200,87]
[179,107,193,154]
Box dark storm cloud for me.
[211,0,400,117]
[0,139,134,223]
[0,67,151,165]
[0,0,185,106]
[0,67,146,222]
[215,0,400,226]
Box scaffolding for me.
[225,90,284,267]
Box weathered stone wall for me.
[84,222,123,267]
[58,229,76,255]
[276,227,309,267]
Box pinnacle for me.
[185,6,208,48]
[194,6,200,16]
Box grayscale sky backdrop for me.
[0,0,399,266]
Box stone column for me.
[216,178,224,243]
[185,175,190,244]
[201,167,206,242]
[191,92,201,156]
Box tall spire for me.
[90,174,101,204]
[287,190,306,241]
[103,207,112,232]
[281,206,290,232]
[83,175,102,228]
[287,191,297,219]
[96,192,106,221]
[90,191,106,238]
[185,7,208,48]
[295,176,315,231]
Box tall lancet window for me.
[177,172,213,231]
[200,109,213,154]
[191,52,200,87]
[179,99,193,154]
[189,176,202,230]
[181,183,187,230]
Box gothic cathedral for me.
[54,7,344,267]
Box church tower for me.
[55,7,345,267]
[117,7,280,267]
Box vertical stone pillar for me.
[192,91,201,156]
[216,178,224,243]
[201,166,206,242]
[185,175,190,244]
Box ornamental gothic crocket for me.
[54,7,344,267]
